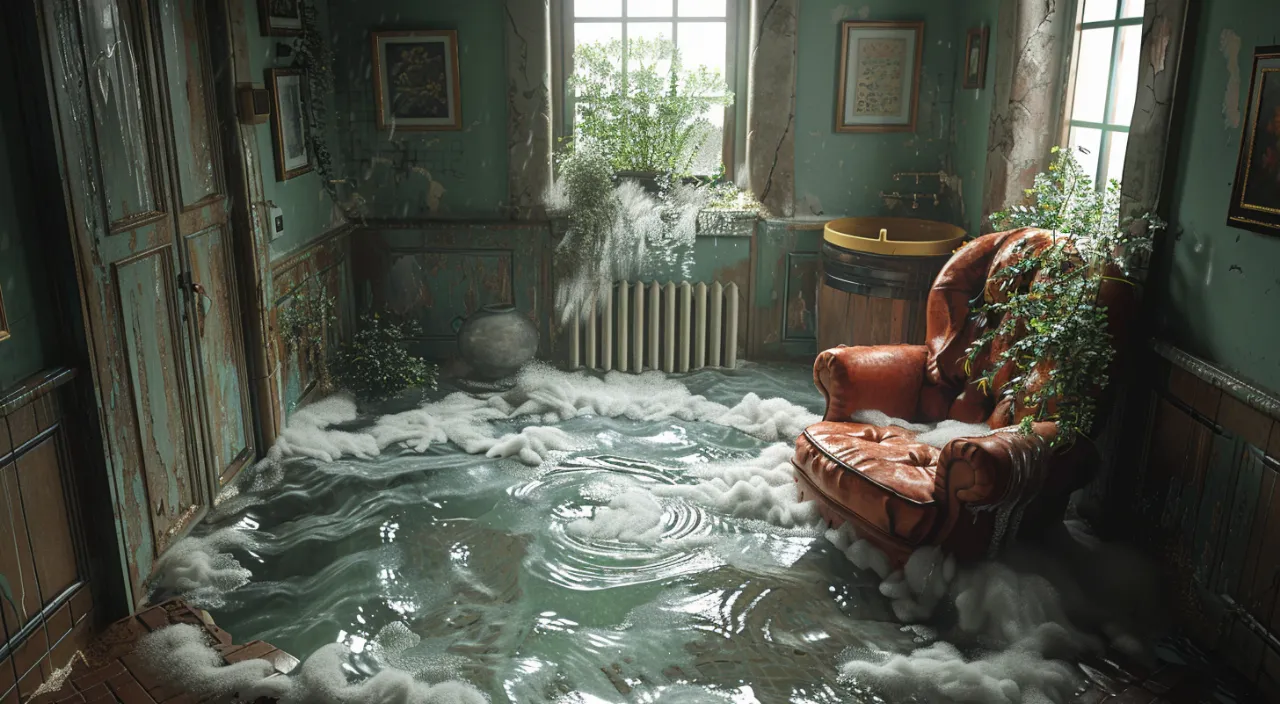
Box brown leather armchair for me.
[793,228,1134,566]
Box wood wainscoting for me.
[0,369,96,701]
[269,225,355,415]
[1112,341,1280,698]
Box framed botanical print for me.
[1228,46,1280,235]
[835,21,924,133]
[371,30,463,131]
[963,27,988,90]
[258,0,302,36]
[267,68,313,181]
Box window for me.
[558,0,743,176]
[1063,0,1143,188]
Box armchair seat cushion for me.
[793,421,942,546]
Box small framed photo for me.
[1228,46,1280,236]
[258,0,302,37]
[836,21,924,133]
[267,68,313,181]
[371,30,463,131]
[963,27,989,90]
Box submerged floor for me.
[154,362,1251,704]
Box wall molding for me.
[1151,339,1280,422]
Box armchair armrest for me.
[813,345,930,422]
[936,421,1058,507]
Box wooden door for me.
[39,0,204,606]
[154,0,256,487]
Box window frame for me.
[551,0,748,177]
[1059,0,1144,188]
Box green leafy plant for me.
[279,287,336,391]
[334,313,439,401]
[571,37,733,175]
[967,147,1163,443]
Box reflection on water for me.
[202,363,920,702]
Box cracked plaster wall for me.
[1152,0,1280,394]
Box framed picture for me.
[963,27,988,90]
[371,30,463,131]
[0,280,9,343]
[267,68,313,181]
[258,0,302,36]
[835,21,924,133]
[1228,46,1280,235]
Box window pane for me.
[1120,0,1143,18]
[676,21,727,77]
[1081,0,1118,22]
[1108,24,1140,126]
[629,0,673,17]
[573,22,622,90]
[575,0,621,17]
[688,106,724,175]
[678,0,726,17]
[629,22,674,77]
[1069,126,1103,182]
[1103,131,1128,185]
[1070,28,1114,123]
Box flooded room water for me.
[178,363,921,702]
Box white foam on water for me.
[653,444,819,528]
[567,489,666,545]
[149,528,256,609]
[272,395,379,463]
[136,623,488,704]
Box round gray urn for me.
[453,304,539,380]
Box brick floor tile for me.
[135,607,169,634]
[224,641,276,664]
[106,671,154,704]
[71,660,125,691]
[77,683,113,703]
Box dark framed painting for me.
[267,68,313,181]
[258,0,302,36]
[835,21,924,133]
[372,30,463,131]
[963,27,988,90]
[1228,46,1280,235]
[0,279,8,343]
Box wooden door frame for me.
[207,0,284,457]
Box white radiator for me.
[569,281,740,372]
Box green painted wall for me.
[950,0,998,236]
[1154,0,1280,394]
[794,0,975,223]
[0,39,56,392]
[246,0,345,260]
[327,0,509,219]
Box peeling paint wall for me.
[0,37,56,391]
[793,0,980,224]
[327,0,510,219]
[245,0,346,261]
[949,0,999,236]
[1153,0,1280,394]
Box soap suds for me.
[149,528,256,608]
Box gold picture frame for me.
[371,30,463,131]
[1227,46,1280,236]
[267,68,313,181]
[963,27,988,90]
[0,279,9,343]
[835,20,924,133]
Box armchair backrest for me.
[919,228,1136,430]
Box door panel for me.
[157,0,218,206]
[113,245,198,542]
[156,0,256,485]
[84,0,162,225]
[183,224,252,479]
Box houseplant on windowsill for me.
[965,147,1164,444]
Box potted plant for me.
[571,37,733,188]
[966,147,1163,443]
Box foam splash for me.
[652,444,819,529]
[567,489,666,545]
[136,623,488,704]
[850,409,996,449]
[149,529,256,609]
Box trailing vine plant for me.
[279,286,336,392]
[966,147,1164,443]
[295,1,364,221]
[333,313,439,401]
